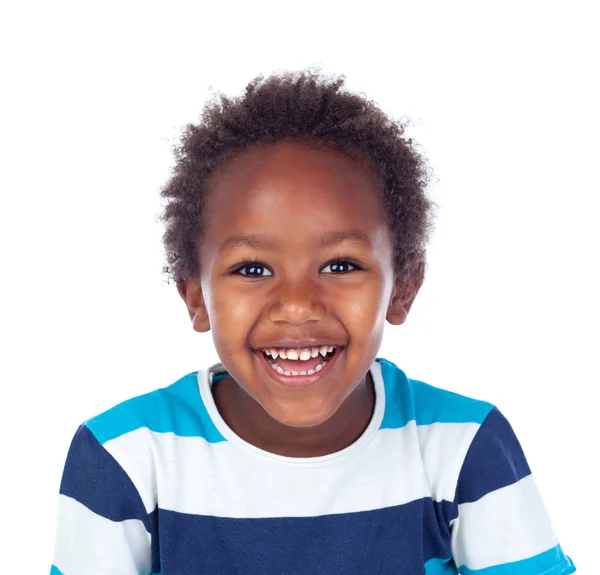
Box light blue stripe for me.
[425,556,458,574]
[377,358,493,429]
[85,372,226,445]
[50,566,64,575]
[409,378,493,425]
[458,545,576,575]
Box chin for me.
[267,404,338,429]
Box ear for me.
[177,276,211,333]
[386,261,425,326]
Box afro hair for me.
[160,70,435,284]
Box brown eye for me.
[322,260,359,274]
[235,263,272,277]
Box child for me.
[51,71,576,574]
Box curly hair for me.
[160,70,435,284]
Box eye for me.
[233,262,273,277]
[321,260,360,274]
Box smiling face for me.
[181,140,421,432]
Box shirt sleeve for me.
[50,424,156,575]
[451,406,576,574]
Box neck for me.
[212,373,375,458]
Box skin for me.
[180,140,423,457]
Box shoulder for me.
[375,358,530,508]
[83,370,224,446]
[375,357,494,429]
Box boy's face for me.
[182,140,420,428]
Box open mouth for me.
[259,345,339,377]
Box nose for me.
[267,276,327,325]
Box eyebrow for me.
[218,230,372,253]
[219,233,278,253]
[317,230,371,248]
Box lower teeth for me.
[270,360,328,376]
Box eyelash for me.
[230,258,363,277]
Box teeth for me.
[262,345,337,361]
[268,360,327,377]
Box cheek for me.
[340,279,389,324]
[214,288,251,322]
[207,283,259,347]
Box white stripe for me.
[451,474,559,570]
[416,421,480,502]
[104,417,484,519]
[53,494,152,575]
[103,428,158,515]
[105,422,437,518]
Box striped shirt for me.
[51,357,576,574]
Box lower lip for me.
[254,347,343,389]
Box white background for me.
[1,1,598,572]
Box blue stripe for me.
[149,507,160,574]
[85,372,225,444]
[424,500,457,559]
[458,544,575,574]
[425,557,459,574]
[60,425,154,532]
[377,358,493,429]
[156,498,453,574]
[455,407,531,504]
[59,426,161,573]
[50,567,64,575]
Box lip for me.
[254,346,344,389]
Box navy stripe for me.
[148,506,160,574]
[455,407,531,504]
[156,498,455,574]
[60,425,153,532]
[425,499,457,559]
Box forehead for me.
[201,140,390,253]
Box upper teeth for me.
[262,345,335,360]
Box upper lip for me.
[254,340,344,350]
